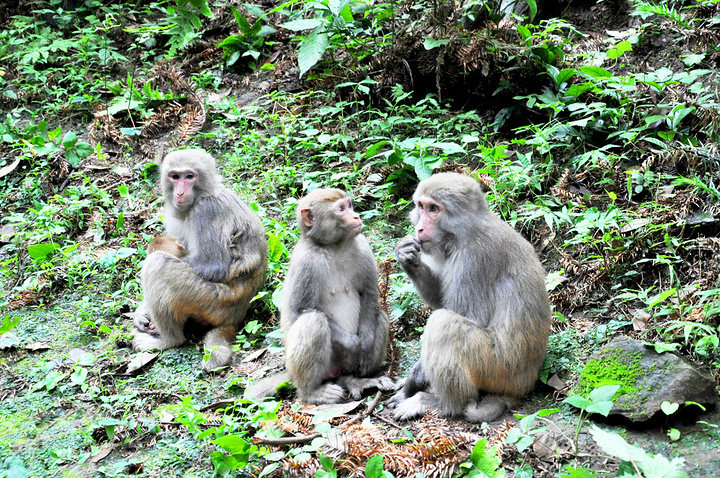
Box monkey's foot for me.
[202,344,232,371]
[464,396,511,423]
[339,375,396,400]
[392,391,437,421]
[132,332,164,352]
[300,383,346,405]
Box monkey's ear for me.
[301,208,314,228]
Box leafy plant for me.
[218,6,277,69]
[563,385,621,453]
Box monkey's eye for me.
[186,173,195,180]
[428,204,439,213]
[338,204,345,212]
[417,202,424,210]
[170,173,180,180]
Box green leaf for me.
[668,428,681,441]
[661,401,679,415]
[517,25,531,45]
[319,454,334,471]
[555,68,576,86]
[365,455,384,478]
[563,395,592,411]
[366,140,390,158]
[515,463,533,478]
[27,243,61,263]
[211,434,256,456]
[560,467,597,478]
[588,384,620,403]
[589,425,648,463]
[431,141,465,154]
[579,66,612,79]
[65,150,80,167]
[681,53,704,67]
[62,131,78,149]
[267,232,283,262]
[607,40,632,60]
[0,315,21,335]
[298,28,329,78]
[423,37,450,50]
[647,288,676,308]
[585,401,613,417]
[638,454,687,478]
[281,19,323,31]
[74,141,94,159]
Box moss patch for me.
[575,348,645,400]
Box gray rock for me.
[576,336,717,422]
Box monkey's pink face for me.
[334,198,363,234]
[414,196,443,249]
[169,169,197,211]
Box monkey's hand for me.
[329,323,361,356]
[395,236,421,270]
[184,258,229,283]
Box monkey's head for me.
[161,149,221,212]
[297,188,363,245]
[147,236,185,257]
[410,173,489,250]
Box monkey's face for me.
[413,196,444,250]
[332,198,363,236]
[167,168,198,211]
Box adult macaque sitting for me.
[132,149,268,371]
[246,188,394,404]
[388,172,552,422]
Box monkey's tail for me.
[244,371,292,400]
[464,395,515,423]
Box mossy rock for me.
[575,336,717,422]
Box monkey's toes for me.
[303,383,346,404]
[132,333,163,352]
[392,393,429,421]
[202,345,232,371]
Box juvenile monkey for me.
[389,172,551,422]
[132,150,268,371]
[247,189,394,404]
[147,235,185,257]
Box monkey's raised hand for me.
[395,236,422,269]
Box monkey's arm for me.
[183,199,232,282]
[287,259,360,354]
[395,236,444,309]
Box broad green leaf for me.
[298,28,329,78]
[589,425,648,463]
[585,401,613,417]
[579,66,612,79]
[556,68,576,86]
[281,19,323,31]
[423,37,450,50]
[267,232,283,262]
[647,288,676,308]
[588,384,620,403]
[638,454,687,478]
[0,315,21,334]
[607,40,632,60]
[62,131,78,149]
[211,434,255,455]
[366,140,390,158]
[668,428,681,441]
[365,455,384,478]
[431,141,465,154]
[563,395,591,410]
[560,467,597,478]
[28,243,61,263]
[74,142,94,159]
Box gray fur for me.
[391,172,551,423]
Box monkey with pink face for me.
[132,150,267,372]
[389,172,552,423]
[246,188,394,404]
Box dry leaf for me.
[547,374,567,391]
[91,444,113,463]
[241,348,267,363]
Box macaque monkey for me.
[246,189,394,404]
[132,149,268,371]
[389,172,551,422]
[147,235,185,257]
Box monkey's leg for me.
[393,391,440,421]
[285,311,345,405]
[202,324,235,371]
[421,309,509,422]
